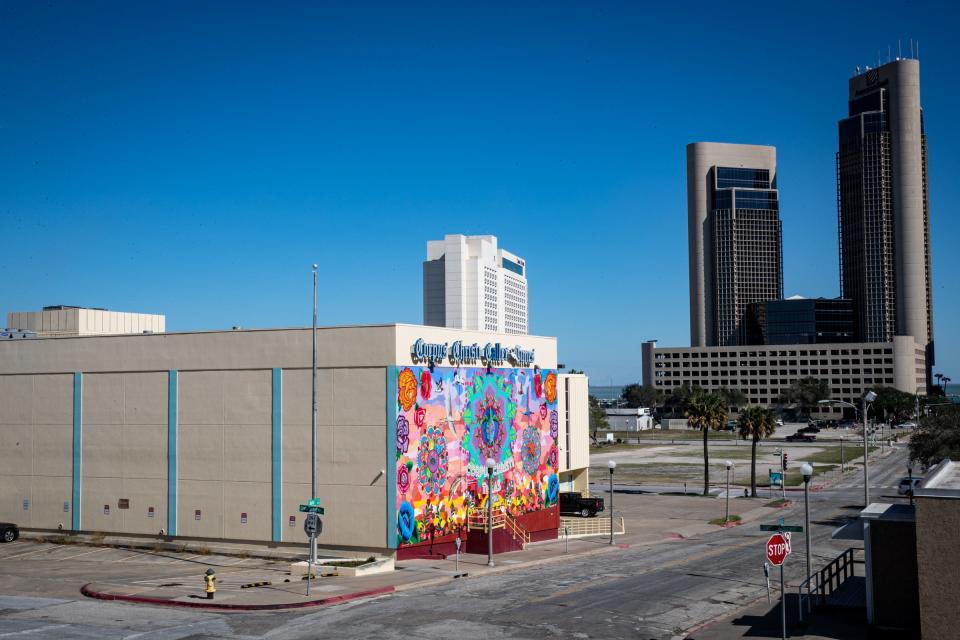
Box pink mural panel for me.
[394,366,559,547]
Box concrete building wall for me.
[558,374,589,493]
[643,338,926,411]
[686,142,777,347]
[0,324,570,553]
[7,309,165,336]
[915,496,960,639]
[0,373,74,529]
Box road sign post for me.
[299,501,324,596]
[765,531,791,640]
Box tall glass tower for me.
[837,58,933,385]
[687,143,783,347]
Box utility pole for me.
[310,264,318,568]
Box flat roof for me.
[916,460,960,498]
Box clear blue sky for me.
[2,1,958,384]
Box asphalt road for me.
[0,446,911,640]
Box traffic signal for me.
[782,453,789,470]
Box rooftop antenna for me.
[910,39,914,58]
[898,40,902,60]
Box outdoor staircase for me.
[467,508,531,549]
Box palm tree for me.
[685,390,729,495]
[738,405,777,497]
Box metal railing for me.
[798,547,863,622]
[466,508,531,548]
[559,513,626,538]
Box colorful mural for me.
[394,366,559,547]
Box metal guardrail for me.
[798,547,863,622]
[559,513,626,537]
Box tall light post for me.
[486,457,495,567]
[608,460,616,544]
[310,264,318,567]
[801,462,813,582]
[724,460,733,524]
[862,391,877,506]
[818,390,875,507]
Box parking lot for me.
[0,538,299,601]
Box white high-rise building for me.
[423,234,528,334]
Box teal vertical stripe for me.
[71,372,82,531]
[272,368,282,542]
[386,366,398,549]
[167,371,178,536]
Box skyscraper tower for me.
[687,142,783,346]
[837,58,934,382]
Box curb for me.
[79,583,394,611]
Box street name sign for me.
[299,498,325,514]
[760,524,803,532]
[766,533,790,566]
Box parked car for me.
[559,492,605,518]
[895,422,918,430]
[799,425,821,434]
[898,477,922,495]
[0,522,19,543]
[775,418,784,427]
[726,420,737,431]
[786,432,816,442]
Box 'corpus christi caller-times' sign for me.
[412,338,535,367]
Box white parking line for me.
[0,624,70,637]
[0,546,56,561]
[56,547,113,561]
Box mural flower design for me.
[521,426,542,476]
[396,415,410,454]
[398,368,418,411]
[397,501,417,542]
[468,389,511,463]
[546,474,559,505]
[544,372,557,404]
[534,372,543,399]
[417,425,449,496]
[550,410,559,440]
[415,406,426,428]
[397,463,411,493]
[539,403,548,419]
[420,370,432,400]
[548,445,558,469]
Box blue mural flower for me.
[546,474,559,504]
[397,501,417,542]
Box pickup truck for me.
[785,432,816,442]
[559,492,605,517]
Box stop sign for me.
[766,533,790,566]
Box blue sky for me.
[1,1,958,384]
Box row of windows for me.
[656,358,894,368]
[655,347,894,359]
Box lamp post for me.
[725,461,733,524]
[310,264,318,567]
[608,460,616,544]
[801,462,813,583]
[862,391,877,506]
[486,457,495,567]
[818,390,876,507]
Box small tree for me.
[738,405,777,497]
[872,386,916,425]
[777,377,830,418]
[909,406,960,468]
[621,383,663,410]
[685,390,729,495]
[589,395,609,443]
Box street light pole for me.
[863,391,876,507]
[801,463,813,584]
[486,457,495,567]
[310,264,318,567]
[725,461,733,524]
[608,460,616,544]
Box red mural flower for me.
[415,407,426,428]
[420,370,432,400]
[534,372,543,398]
[539,404,548,419]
